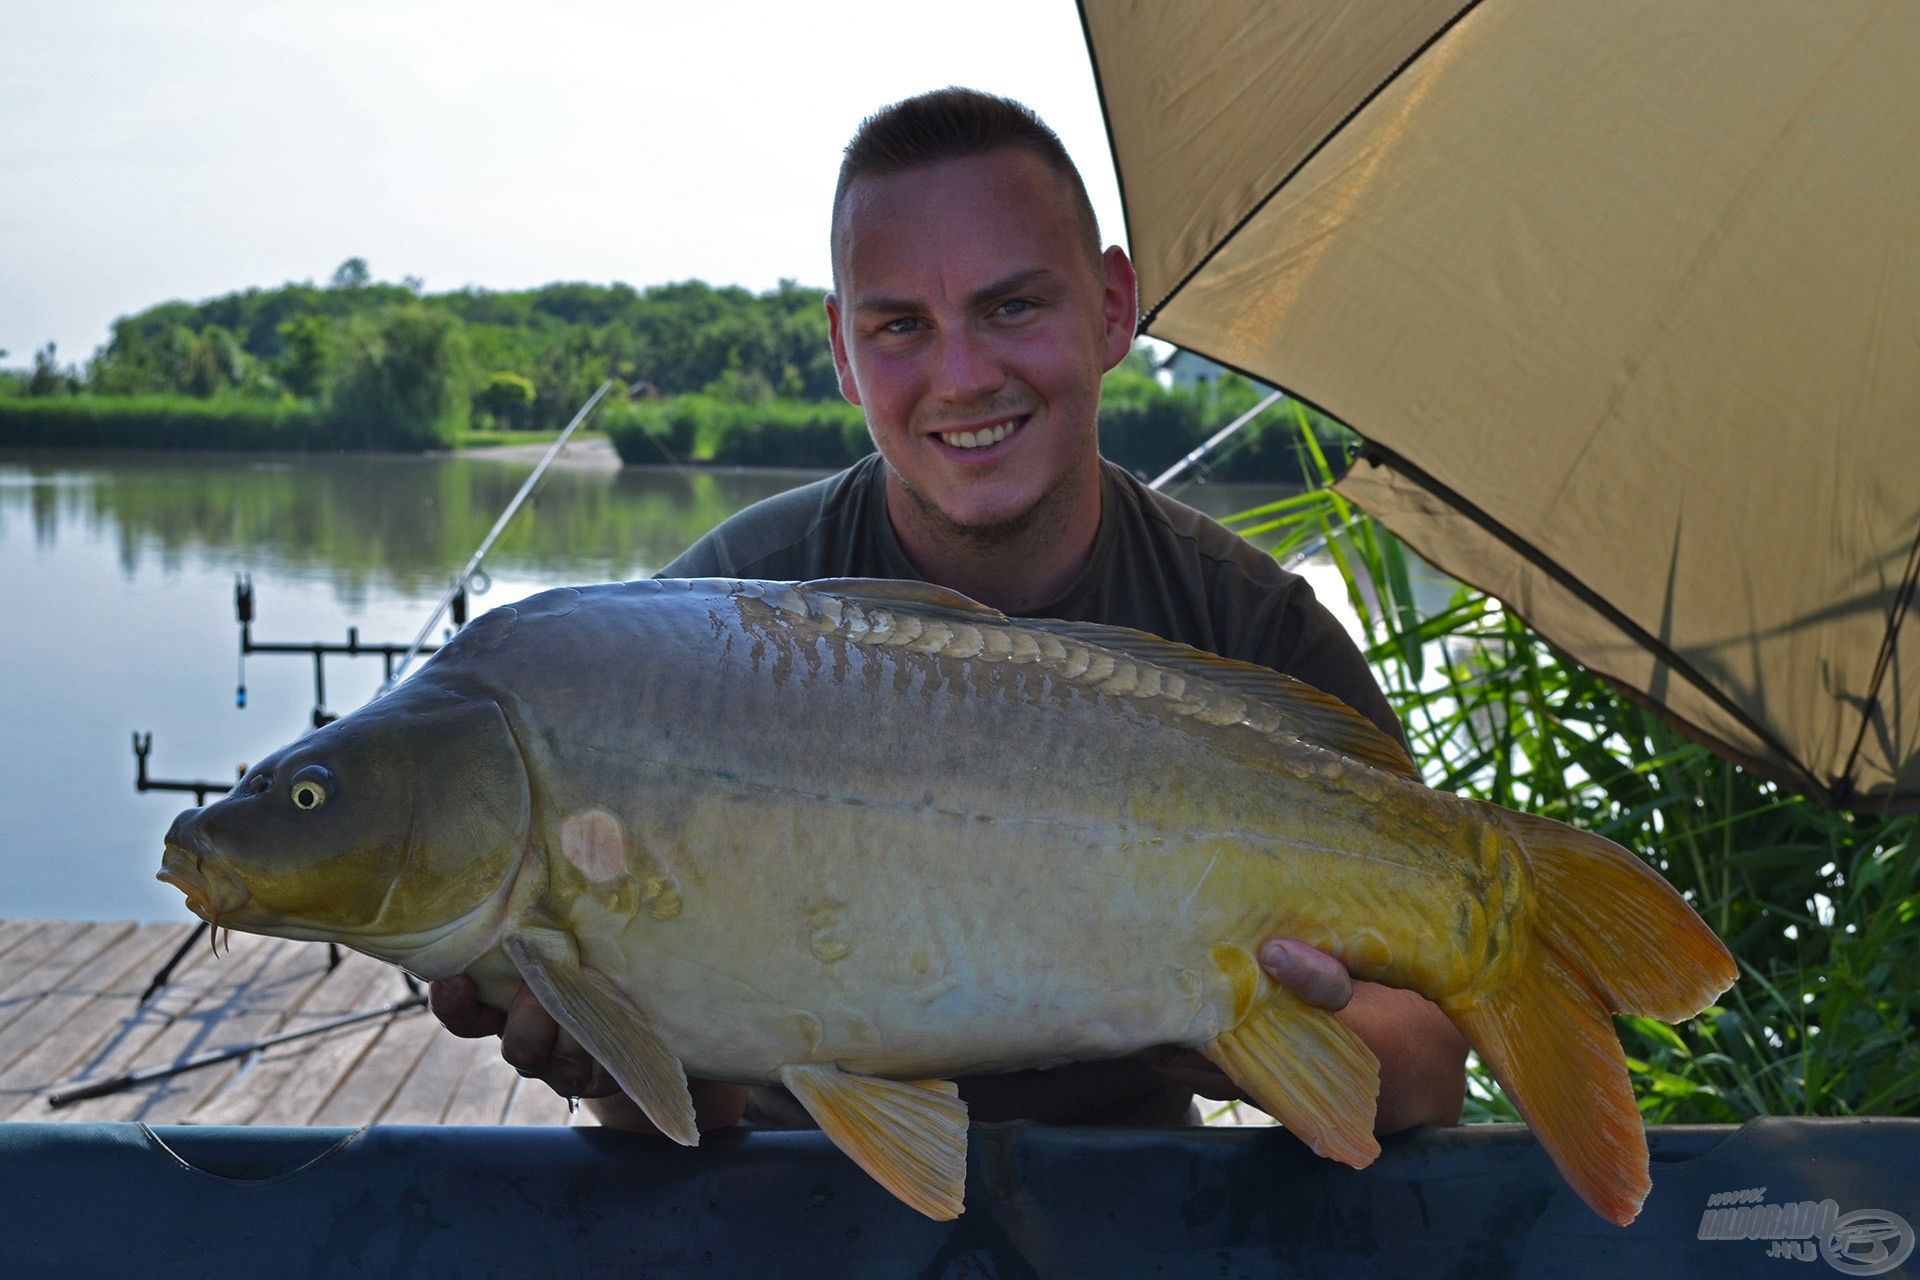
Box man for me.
[432,88,1467,1135]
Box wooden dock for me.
[0,919,576,1127]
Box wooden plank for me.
[190,950,397,1127]
[236,954,409,1127]
[0,922,132,1034]
[9,926,219,1124]
[308,1003,440,1127]
[151,939,345,1122]
[0,923,192,1113]
[441,1047,521,1126]
[191,951,397,1128]
[0,920,46,966]
[379,1029,492,1125]
[0,922,176,1079]
[47,931,292,1124]
[0,921,89,999]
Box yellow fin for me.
[1451,945,1646,1227]
[1499,808,1738,1019]
[505,933,697,1146]
[1442,807,1738,1226]
[778,1064,968,1220]
[1201,989,1382,1168]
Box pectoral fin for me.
[778,1064,969,1220]
[504,933,697,1145]
[1202,990,1383,1167]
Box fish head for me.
[159,685,532,965]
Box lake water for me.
[0,446,1330,923]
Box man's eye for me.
[881,317,924,335]
[998,299,1036,318]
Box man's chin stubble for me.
[887,459,1068,554]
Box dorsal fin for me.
[798,577,1007,620]
[1022,618,1421,783]
[788,578,1420,783]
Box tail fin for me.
[1451,808,1737,1226]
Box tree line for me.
[1,258,1348,481]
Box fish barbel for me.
[159,578,1735,1224]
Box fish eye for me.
[289,764,334,811]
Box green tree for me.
[276,315,334,400]
[180,324,248,398]
[477,370,537,430]
[326,305,472,447]
[330,257,372,290]
[27,343,78,397]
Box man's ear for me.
[1099,246,1140,372]
[824,294,863,407]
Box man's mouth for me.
[934,415,1028,452]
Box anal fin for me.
[505,934,697,1146]
[1202,990,1382,1167]
[779,1064,968,1220]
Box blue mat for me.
[1,1118,1913,1278]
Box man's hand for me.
[1144,938,1468,1134]
[426,976,747,1132]
[428,976,619,1098]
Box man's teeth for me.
[939,419,1019,450]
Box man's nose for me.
[929,327,1004,403]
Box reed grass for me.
[1229,405,1918,1123]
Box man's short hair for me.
[831,87,1103,282]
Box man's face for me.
[826,148,1137,542]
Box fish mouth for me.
[158,842,251,923]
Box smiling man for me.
[431,88,1467,1136]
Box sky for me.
[0,0,1127,369]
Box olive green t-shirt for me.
[659,452,1406,1125]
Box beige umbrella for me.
[1083,0,1920,811]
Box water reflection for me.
[0,449,822,603]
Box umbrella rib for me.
[1076,1,1137,274]
[1834,518,1920,805]
[1345,439,1831,803]
[1131,0,1486,331]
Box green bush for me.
[605,395,869,469]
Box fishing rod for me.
[382,378,615,694]
[46,992,428,1109]
[1147,389,1285,493]
[1143,382,1335,570]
